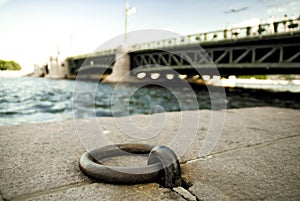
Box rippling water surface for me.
[0,77,299,126]
[0,77,74,125]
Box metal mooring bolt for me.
[79,144,182,188]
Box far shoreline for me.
[0,70,33,78]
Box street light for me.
[125,0,136,45]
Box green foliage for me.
[0,59,22,71]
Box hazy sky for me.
[0,0,299,72]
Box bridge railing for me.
[69,48,116,60]
[128,18,300,51]
[70,17,299,58]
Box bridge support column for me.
[45,56,68,79]
[104,46,131,82]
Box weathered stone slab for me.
[15,183,185,201]
[184,136,300,200]
[0,107,299,200]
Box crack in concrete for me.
[10,180,194,201]
[181,133,300,165]
[178,133,300,201]
[6,134,300,201]
[172,186,198,201]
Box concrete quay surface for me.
[0,107,299,201]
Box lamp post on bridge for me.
[105,0,135,82]
[124,0,136,45]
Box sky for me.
[0,0,299,72]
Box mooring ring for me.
[79,144,163,184]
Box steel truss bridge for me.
[67,20,300,78]
[130,33,300,77]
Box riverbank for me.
[0,107,299,200]
[201,76,300,93]
[0,70,33,78]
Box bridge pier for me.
[45,55,68,79]
[104,46,132,82]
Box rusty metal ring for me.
[79,144,163,184]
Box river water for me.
[0,77,299,126]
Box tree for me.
[0,59,21,70]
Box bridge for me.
[56,19,300,81]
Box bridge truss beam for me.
[130,42,300,76]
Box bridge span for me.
[64,21,300,81]
[129,32,300,77]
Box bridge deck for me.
[130,31,300,76]
[67,30,300,77]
